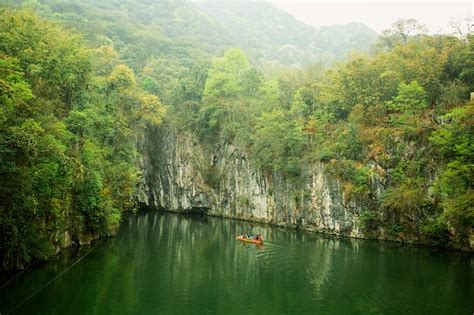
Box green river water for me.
[1,211,473,314]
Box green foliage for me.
[388,223,408,237]
[381,177,427,220]
[253,109,305,176]
[107,64,136,93]
[203,48,251,98]
[0,9,165,269]
[430,102,474,239]
[238,195,250,208]
[202,165,222,190]
[359,211,379,232]
[0,55,33,121]
[438,80,469,109]
[198,48,259,141]
[421,218,450,245]
[386,81,427,113]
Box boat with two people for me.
[236,233,263,245]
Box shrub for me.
[421,218,450,246]
[359,210,379,232]
[388,223,407,237]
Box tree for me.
[253,109,305,176]
[203,48,252,99]
[199,48,260,139]
[378,19,427,49]
[430,102,474,237]
[386,81,427,113]
[392,19,427,44]
[449,17,474,44]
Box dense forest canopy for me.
[0,4,166,269]
[0,0,473,269]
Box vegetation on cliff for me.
[189,32,473,249]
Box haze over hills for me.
[195,1,378,65]
[0,0,378,67]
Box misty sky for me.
[272,1,473,33]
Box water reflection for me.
[1,211,473,314]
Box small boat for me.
[236,234,263,245]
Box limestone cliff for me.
[142,127,365,237]
[140,126,473,250]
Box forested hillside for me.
[0,0,472,270]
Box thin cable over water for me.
[6,245,98,315]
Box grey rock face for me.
[141,127,364,238]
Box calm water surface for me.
[1,211,473,314]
